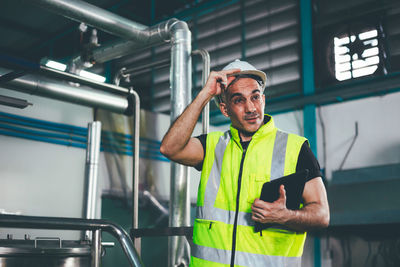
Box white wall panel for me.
[0,89,93,240]
[317,91,400,180]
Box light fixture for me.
[44,60,67,71]
[79,70,106,83]
[41,58,106,83]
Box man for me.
[160,59,329,267]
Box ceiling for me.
[0,0,204,64]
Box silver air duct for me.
[0,68,129,114]
[169,26,192,267]
[83,121,102,240]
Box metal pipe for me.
[86,18,182,65]
[0,214,143,267]
[30,0,149,41]
[122,58,171,76]
[84,121,102,240]
[30,0,184,66]
[192,49,210,134]
[143,190,168,217]
[169,26,192,267]
[114,72,141,254]
[130,88,141,254]
[92,229,102,267]
[0,68,130,114]
[39,65,129,95]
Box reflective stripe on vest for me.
[270,130,289,180]
[192,244,301,267]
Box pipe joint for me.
[145,18,188,44]
[168,19,189,33]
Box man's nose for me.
[245,99,256,112]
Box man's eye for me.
[233,98,244,104]
[251,94,262,102]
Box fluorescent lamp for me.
[45,60,67,71]
[79,70,106,83]
[42,58,106,83]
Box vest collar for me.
[229,114,276,143]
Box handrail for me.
[0,214,143,267]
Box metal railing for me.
[0,214,143,267]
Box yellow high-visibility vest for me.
[191,115,307,267]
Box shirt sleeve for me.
[296,141,323,181]
[194,134,207,171]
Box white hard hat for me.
[222,59,267,89]
[214,59,267,106]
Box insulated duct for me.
[29,0,184,64]
[83,121,102,240]
[0,68,129,114]
[169,28,192,267]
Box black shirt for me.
[194,134,322,181]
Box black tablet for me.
[254,169,309,232]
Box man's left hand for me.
[251,185,290,224]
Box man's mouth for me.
[244,114,259,122]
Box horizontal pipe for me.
[0,214,143,267]
[0,68,130,114]
[0,111,163,146]
[0,128,86,149]
[0,111,87,134]
[39,66,129,95]
[31,0,149,42]
[0,124,166,158]
[0,122,168,162]
[0,121,87,143]
[84,18,188,65]
[122,58,171,75]
[30,0,189,66]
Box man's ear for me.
[219,102,230,117]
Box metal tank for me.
[0,238,91,267]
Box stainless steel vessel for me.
[0,238,91,267]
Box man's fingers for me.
[278,185,286,201]
[222,68,241,75]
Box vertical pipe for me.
[192,49,210,134]
[130,89,141,254]
[83,121,102,239]
[91,229,102,267]
[169,27,192,267]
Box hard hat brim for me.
[227,70,267,88]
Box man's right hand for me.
[160,68,240,167]
[203,68,241,99]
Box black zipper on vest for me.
[230,146,247,267]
